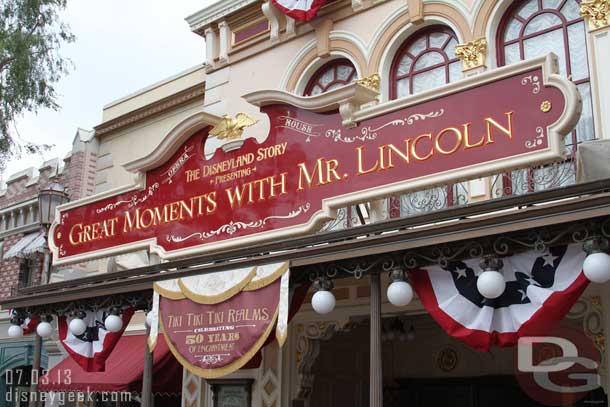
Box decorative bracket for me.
[455,37,488,72]
[243,82,379,128]
[580,0,610,31]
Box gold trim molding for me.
[580,0,610,31]
[455,37,488,71]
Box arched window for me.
[390,26,461,100]
[498,0,594,146]
[304,58,357,96]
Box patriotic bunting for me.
[58,308,134,372]
[410,244,589,352]
[9,310,39,335]
[271,0,327,22]
[21,315,39,335]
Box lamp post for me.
[29,184,68,406]
[37,184,68,284]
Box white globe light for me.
[69,318,87,336]
[36,321,53,338]
[104,314,123,333]
[311,290,336,314]
[387,281,414,307]
[477,270,506,299]
[583,252,610,283]
[8,324,23,338]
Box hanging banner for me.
[271,0,327,21]
[154,262,290,378]
[49,55,580,265]
[160,279,280,379]
[410,244,588,352]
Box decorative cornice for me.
[580,0,610,31]
[123,111,223,174]
[186,0,259,34]
[455,37,488,71]
[94,84,206,137]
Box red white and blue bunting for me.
[58,308,134,372]
[271,0,327,22]
[410,244,589,352]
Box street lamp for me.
[28,184,68,406]
[37,183,69,285]
[38,183,69,227]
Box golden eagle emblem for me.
[209,113,259,140]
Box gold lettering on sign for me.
[411,133,434,161]
[355,112,516,176]
[485,112,514,144]
[69,217,119,246]
[123,193,217,233]
[64,111,521,251]
[225,173,288,208]
[297,158,343,191]
[435,127,463,155]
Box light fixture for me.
[36,316,54,338]
[8,312,25,338]
[387,269,413,307]
[381,317,413,342]
[104,308,123,333]
[477,257,506,299]
[406,322,416,341]
[8,324,24,338]
[38,184,69,227]
[311,277,336,315]
[68,311,87,336]
[583,237,610,283]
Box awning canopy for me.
[4,232,46,259]
[39,334,181,394]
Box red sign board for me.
[160,279,280,378]
[50,55,579,265]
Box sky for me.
[2,0,217,181]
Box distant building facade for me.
[0,129,98,405]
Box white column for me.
[204,27,218,68]
[218,20,231,65]
[588,28,610,140]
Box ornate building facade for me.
[2,0,610,406]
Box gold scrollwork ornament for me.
[455,38,488,71]
[356,74,381,92]
[580,0,610,31]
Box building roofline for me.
[185,0,258,32]
[102,64,206,111]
